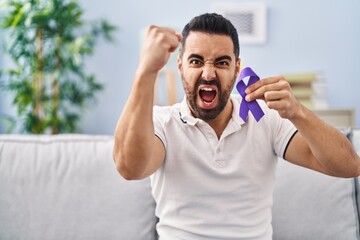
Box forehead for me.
[183,31,235,59]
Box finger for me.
[163,28,183,43]
[246,79,287,101]
[245,76,281,94]
[264,89,300,119]
[145,26,179,45]
[167,32,182,52]
[264,90,291,102]
[266,99,293,119]
[154,27,181,53]
[268,103,290,118]
[140,26,181,73]
[176,33,183,42]
[266,99,286,110]
[160,26,177,34]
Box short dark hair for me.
[180,13,240,58]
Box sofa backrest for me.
[1,129,360,240]
[0,134,157,240]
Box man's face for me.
[178,31,240,121]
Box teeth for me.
[201,88,213,91]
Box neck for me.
[206,99,233,139]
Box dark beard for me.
[182,76,234,121]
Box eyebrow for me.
[215,55,232,62]
[187,54,204,61]
[187,54,232,62]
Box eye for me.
[189,59,203,67]
[216,61,230,68]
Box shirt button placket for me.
[214,140,226,167]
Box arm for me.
[113,26,182,180]
[245,76,360,177]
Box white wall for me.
[1,0,359,134]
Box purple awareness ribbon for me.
[236,67,265,122]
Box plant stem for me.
[50,78,59,134]
[51,42,61,134]
[34,26,44,128]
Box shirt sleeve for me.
[153,105,169,150]
[262,103,298,158]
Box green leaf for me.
[0,0,116,134]
[11,2,31,27]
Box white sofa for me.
[0,129,360,240]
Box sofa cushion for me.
[273,158,359,240]
[0,134,157,240]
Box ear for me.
[235,58,241,77]
[177,55,183,75]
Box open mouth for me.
[199,86,218,106]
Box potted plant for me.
[0,0,116,134]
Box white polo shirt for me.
[151,94,297,240]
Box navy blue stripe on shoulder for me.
[283,130,298,159]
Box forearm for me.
[244,75,360,177]
[290,105,360,177]
[113,70,158,179]
[113,25,180,179]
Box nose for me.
[201,61,216,81]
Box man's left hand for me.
[245,76,301,120]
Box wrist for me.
[288,103,312,125]
[135,66,159,84]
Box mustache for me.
[195,78,221,90]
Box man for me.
[113,13,360,239]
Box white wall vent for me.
[212,2,267,45]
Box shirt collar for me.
[179,97,198,126]
[230,94,246,127]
